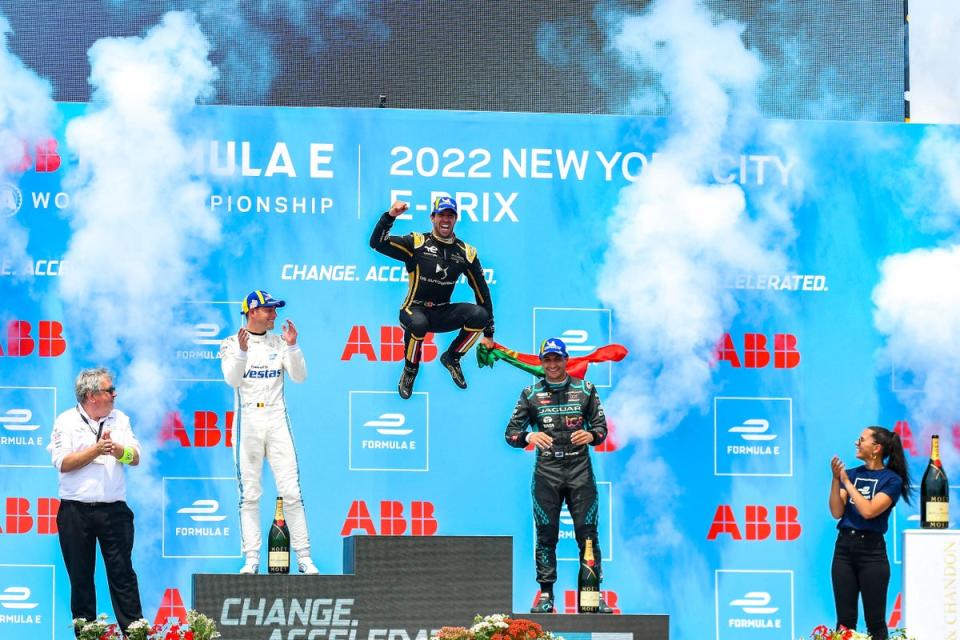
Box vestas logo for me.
[729,592,777,614]
[364,413,413,437]
[1,183,23,217]
[177,499,228,523]
[0,586,38,609]
[0,409,39,432]
[243,369,282,379]
[558,330,594,354]
[729,419,776,442]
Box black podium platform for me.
[193,536,668,640]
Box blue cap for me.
[539,338,568,359]
[431,196,458,215]
[241,290,286,314]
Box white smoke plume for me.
[0,13,56,285]
[873,112,960,429]
[907,0,960,124]
[598,0,793,442]
[59,10,219,534]
[873,246,960,426]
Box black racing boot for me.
[530,592,555,614]
[440,352,467,389]
[398,366,418,399]
[596,593,614,614]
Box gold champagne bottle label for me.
[579,590,600,607]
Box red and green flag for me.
[476,341,628,379]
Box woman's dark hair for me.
[868,425,913,504]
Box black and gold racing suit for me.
[505,376,608,586]
[369,212,494,371]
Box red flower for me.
[185,631,195,640]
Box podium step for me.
[193,536,668,640]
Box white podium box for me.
[903,529,960,639]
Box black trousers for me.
[531,454,601,586]
[831,529,890,640]
[399,303,488,370]
[57,500,143,634]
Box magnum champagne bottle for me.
[921,435,949,529]
[268,497,291,573]
[578,539,600,613]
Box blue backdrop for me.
[0,103,955,640]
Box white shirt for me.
[47,405,142,502]
[219,332,307,409]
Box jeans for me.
[831,528,890,640]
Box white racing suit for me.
[220,332,310,561]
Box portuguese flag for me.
[477,341,628,378]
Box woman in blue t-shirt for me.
[828,425,913,640]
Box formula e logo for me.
[350,391,428,472]
[533,308,613,387]
[0,387,55,466]
[728,419,775,442]
[364,413,413,437]
[163,478,239,558]
[0,409,38,432]
[0,183,23,217]
[176,499,227,523]
[557,331,594,353]
[715,397,792,477]
[0,565,53,630]
[176,302,239,376]
[0,586,37,609]
[729,592,777,614]
[715,570,793,639]
[191,324,223,346]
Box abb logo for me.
[0,498,59,534]
[888,592,901,628]
[707,505,801,541]
[340,500,437,536]
[716,333,799,369]
[7,139,61,173]
[895,419,960,456]
[529,590,620,614]
[160,411,234,447]
[0,321,66,357]
[341,326,438,362]
[154,588,187,626]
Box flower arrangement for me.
[73,610,221,640]
[804,625,914,640]
[433,614,561,640]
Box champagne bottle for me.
[577,539,600,613]
[921,435,949,529]
[268,497,290,574]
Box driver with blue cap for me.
[219,290,318,575]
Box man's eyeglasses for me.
[100,386,116,395]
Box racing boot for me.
[440,351,468,389]
[530,591,555,614]
[398,366,418,399]
[596,593,614,614]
